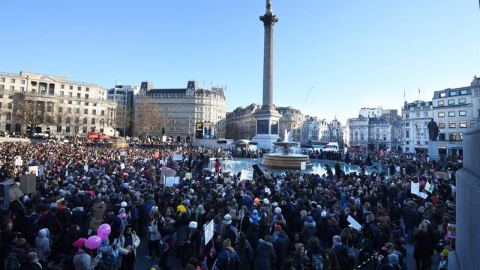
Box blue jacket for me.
[216,248,240,270]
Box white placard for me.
[28,166,39,176]
[300,162,306,171]
[347,215,362,231]
[173,154,183,161]
[165,177,175,187]
[240,169,253,181]
[84,165,89,172]
[174,176,180,185]
[15,159,23,166]
[185,173,192,180]
[418,192,428,199]
[411,182,420,195]
[120,163,125,170]
[204,220,214,244]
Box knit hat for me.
[263,198,270,205]
[252,210,258,215]
[442,249,449,257]
[73,238,87,248]
[223,239,234,252]
[223,214,232,225]
[254,198,260,204]
[274,225,282,232]
[189,221,198,229]
[120,201,127,207]
[388,254,399,265]
[275,207,282,215]
[321,211,327,217]
[307,216,313,222]
[176,205,186,213]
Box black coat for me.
[401,206,418,227]
[273,231,289,267]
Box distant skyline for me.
[1,1,479,123]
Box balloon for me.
[97,224,111,240]
[85,235,102,249]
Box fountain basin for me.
[262,153,313,169]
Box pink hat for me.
[88,191,95,196]
[73,238,87,248]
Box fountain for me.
[261,130,313,170]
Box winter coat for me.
[216,248,240,270]
[254,239,276,269]
[413,230,432,260]
[116,232,140,267]
[316,217,330,242]
[35,228,51,260]
[401,206,418,227]
[273,231,289,268]
[235,240,254,270]
[301,221,316,243]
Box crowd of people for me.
[0,140,459,270]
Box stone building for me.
[107,85,140,137]
[277,106,303,141]
[0,71,117,138]
[401,100,434,153]
[134,80,227,142]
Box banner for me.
[447,223,456,239]
[411,182,419,195]
[28,166,39,176]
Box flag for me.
[418,88,420,95]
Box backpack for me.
[311,253,325,270]
[5,251,21,270]
[145,203,154,216]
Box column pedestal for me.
[428,140,440,160]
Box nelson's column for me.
[252,0,282,149]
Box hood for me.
[258,239,273,248]
[304,221,316,228]
[277,230,288,239]
[38,228,50,238]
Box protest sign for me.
[20,174,36,194]
[425,182,434,193]
[28,166,39,176]
[205,220,214,244]
[173,154,183,161]
[411,182,420,195]
[418,192,428,199]
[240,169,253,181]
[347,215,362,231]
[165,177,175,187]
[154,151,159,158]
[447,223,456,239]
[120,163,125,170]
[185,173,192,180]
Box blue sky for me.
[1,0,479,123]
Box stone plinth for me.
[428,140,440,160]
[450,125,480,270]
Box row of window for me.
[438,121,468,129]
[438,110,467,117]
[439,89,468,98]
[437,98,467,106]
[0,78,92,92]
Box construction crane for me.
[300,87,314,111]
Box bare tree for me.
[112,106,133,137]
[134,96,167,140]
[12,92,48,135]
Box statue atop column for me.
[428,118,439,141]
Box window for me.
[61,84,65,89]
[77,93,81,98]
[20,87,24,91]
[93,103,97,107]
[405,113,409,119]
[10,86,14,91]
[69,92,73,97]
[85,94,89,100]
[92,110,96,115]
[460,121,467,128]
[459,110,466,116]
[66,126,70,133]
[439,122,445,129]
[21,80,26,84]
[438,100,444,106]
[406,122,410,127]
[84,109,88,114]
[57,126,62,133]
[460,132,464,141]
[460,89,468,95]
[83,118,88,124]
[11,79,15,83]
[101,110,105,116]
[69,85,73,90]
[440,92,446,97]
[406,131,410,138]
[439,133,446,141]
[58,107,63,113]
[76,100,81,105]
[91,118,96,124]
[438,112,445,118]
[424,112,429,117]
[0,77,4,82]
[449,133,457,141]
[78,86,81,91]
[448,111,455,117]
[60,91,64,96]
[67,108,72,113]
[86,87,89,92]
[448,99,455,105]
[85,102,89,106]
[68,100,72,104]
[449,91,457,96]
[459,98,466,104]
[82,127,87,133]
[449,122,456,128]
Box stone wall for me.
[451,125,480,269]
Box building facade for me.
[431,82,480,155]
[301,116,320,142]
[134,81,227,142]
[0,71,117,138]
[347,113,401,151]
[107,85,140,137]
[401,100,433,153]
[277,106,303,141]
